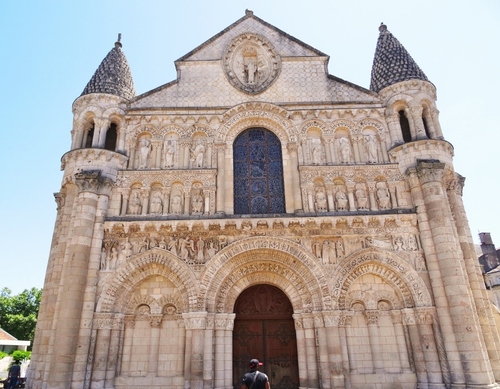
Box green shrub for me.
[10,350,30,362]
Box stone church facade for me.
[29,10,500,389]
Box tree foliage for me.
[0,287,42,349]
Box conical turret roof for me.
[370,24,429,93]
[81,35,136,100]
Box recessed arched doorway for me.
[232,284,299,389]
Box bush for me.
[0,351,7,359]
[10,350,30,362]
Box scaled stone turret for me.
[370,23,429,93]
[81,34,136,100]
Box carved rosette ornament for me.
[223,33,281,94]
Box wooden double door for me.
[233,285,299,389]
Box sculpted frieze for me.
[115,170,217,188]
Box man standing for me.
[241,359,270,389]
[6,360,21,389]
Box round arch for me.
[198,236,332,313]
[332,248,432,309]
[97,248,199,313]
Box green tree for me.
[0,287,42,349]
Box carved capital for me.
[287,142,299,152]
[447,173,465,196]
[390,311,402,324]
[182,312,208,330]
[124,315,136,328]
[54,192,66,210]
[322,311,339,327]
[94,313,122,330]
[416,161,446,184]
[364,310,380,325]
[93,117,110,130]
[75,170,104,193]
[339,312,353,327]
[149,314,163,328]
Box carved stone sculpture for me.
[338,137,351,164]
[191,142,205,168]
[164,140,176,168]
[138,138,151,169]
[191,189,204,215]
[170,194,182,214]
[149,192,163,215]
[355,184,369,210]
[315,189,328,212]
[128,192,142,215]
[376,182,391,209]
[364,134,378,163]
[336,188,348,211]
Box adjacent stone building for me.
[29,10,500,389]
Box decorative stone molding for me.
[364,310,380,325]
[149,314,163,328]
[182,312,208,330]
[93,313,123,330]
[54,192,66,210]
[416,160,446,184]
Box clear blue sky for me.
[1,1,499,294]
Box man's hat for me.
[249,359,263,369]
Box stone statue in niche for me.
[338,137,351,164]
[138,138,151,169]
[366,236,393,250]
[191,141,205,168]
[164,140,176,168]
[191,189,204,215]
[310,139,324,165]
[376,182,391,209]
[128,192,142,215]
[122,238,133,259]
[170,194,183,214]
[149,192,163,215]
[335,188,348,211]
[355,183,369,210]
[312,241,322,258]
[207,241,218,259]
[315,189,328,212]
[364,134,378,163]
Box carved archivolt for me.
[199,236,332,313]
[97,248,198,313]
[332,248,431,309]
[219,103,297,143]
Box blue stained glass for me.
[233,128,285,214]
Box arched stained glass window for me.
[233,128,285,214]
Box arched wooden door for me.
[233,285,299,389]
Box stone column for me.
[338,313,353,388]
[104,315,123,388]
[402,309,428,386]
[128,142,136,169]
[287,142,303,211]
[367,183,378,211]
[72,121,85,149]
[293,315,308,389]
[93,118,109,148]
[409,106,427,140]
[148,314,163,376]
[313,312,331,389]
[323,312,344,388]
[141,191,149,216]
[388,183,399,209]
[447,174,500,380]
[203,190,210,215]
[326,185,335,212]
[120,316,135,376]
[214,314,235,389]
[406,166,465,384]
[346,182,356,212]
[184,190,191,215]
[430,108,444,139]
[390,311,411,373]
[302,313,319,388]
[90,314,113,389]
[386,111,404,147]
[422,108,437,139]
[415,308,443,386]
[120,191,129,216]
[403,107,417,141]
[215,143,226,214]
[47,171,111,389]
[163,190,170,214]
[352,135,361,163]
[364,310,383,373]
[183,312,208,389]
[203,315,214,389]
[116,124,127,153]
[414,161,496,386]
[324,138,333,164]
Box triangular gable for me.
[177,11,327,63]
